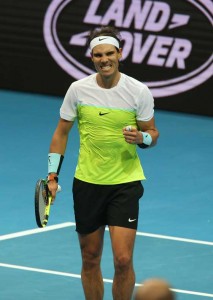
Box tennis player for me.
[47,26,159,300]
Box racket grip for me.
[57,185,62,193]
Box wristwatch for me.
[47,174,58,183]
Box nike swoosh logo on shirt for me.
[99,112,110,116]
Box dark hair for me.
[87,26,122,51]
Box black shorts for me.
[72,178,144,234]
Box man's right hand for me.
[47,174,58,203]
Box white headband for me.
[90,36,120,50]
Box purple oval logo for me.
[44,0,213,97]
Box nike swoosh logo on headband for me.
[99,38,107,41]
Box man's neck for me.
[96,72,121,89]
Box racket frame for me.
[34,179,52,228]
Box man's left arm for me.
[136,117,159,147]
[123,117,159,148]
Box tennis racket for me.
[34,179,61,228]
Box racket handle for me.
[57,185,62,193]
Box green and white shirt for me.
[60,73,154,185]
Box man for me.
[134,278,175,300]
[47,26,159,300]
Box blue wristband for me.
[48,153,64,174]
[138,132,152,148]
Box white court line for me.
[0,263,213,298]
[0,223,213,297]
[0,222,75,241]
[0,222,213,245]
[135,232,213,246]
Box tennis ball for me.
[125,125,132,131]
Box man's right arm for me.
[49,118,74,154]
[48,118,74,199]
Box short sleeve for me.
[136,85,154,121]
[60,83,78,121]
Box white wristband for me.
[138,132,152,148]
[48,153,64,174]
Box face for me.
[91,44,122,78]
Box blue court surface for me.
[0,90,213,300]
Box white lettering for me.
[69,31,89,46]
[83,0,102,24]
[148,36,173,66]
[169,13,190,29]
[120,31,133,60]
[82,1,192,69]
[121,32,191,69]
[101,0,125,26]
[122,0,152,29]
[132,33,156,63]
[84,0,189,33]
[166,38,192,69]
[145,2,170,31]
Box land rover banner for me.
[0,0,212,115]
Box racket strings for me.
[39,181,49,221]
[35,178,60,228]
